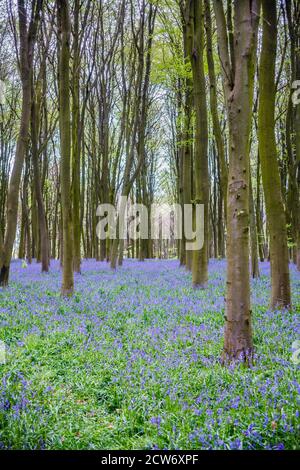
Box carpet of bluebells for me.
[0,258,299,450]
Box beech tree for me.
[0,0,43,286]
[58,0,74,296]
[286,0,300,272]
[213,0,261,361]
[185,0,209,288]
[205,0,227,253]
[258,0,291,308]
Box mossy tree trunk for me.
[258,0,291,308]
[286,0,300,272]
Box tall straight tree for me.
[71,0,81,273]
[205,0,228,242]
[258,0,291,308]
[58,0,74,296]
[286,0,300,272]
[187,0,209,288]
[0,0,43,286]
[31,78,49,273]
[180,3,193,271]
[70,0,91,272]
[213,0,260,361]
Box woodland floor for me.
[0,259,299,450]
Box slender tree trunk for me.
[258,0,291,308]
[58,0,74,296]
[255,150,265,262]
[249,170,260,279]
[189,0,209,288]
[214,0,260,361]
[0,0,42,286]
[181,11,193,271]
[18,192,26,260]
[71,0,81,273]
[31,89,49,273]
[286,0,300,272]
[205,0,228,226]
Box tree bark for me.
[205,0,228,228]
[181,5,193,271]
[0,0,42,286]
[258,0,291,308]
[71,0,81,273]
[58,0,74,296]
[31,83,49,273]
[286,0,300,272]
[189,0,209,288]
[249,169,260,279]
[214,0,260,361]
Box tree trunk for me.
[189,0,209,288]
[71,0,81,273]
[249,170,260,279]
[214,0,260,361]
[258,0,291,308]
[58,0,74,296]
[31,88,49,273]
[181,9,193,271]
[205,0,228,227]
[286,0,300,272]
[255,150,266,262]
[0,0,42,286]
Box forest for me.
[0,0,299,454]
